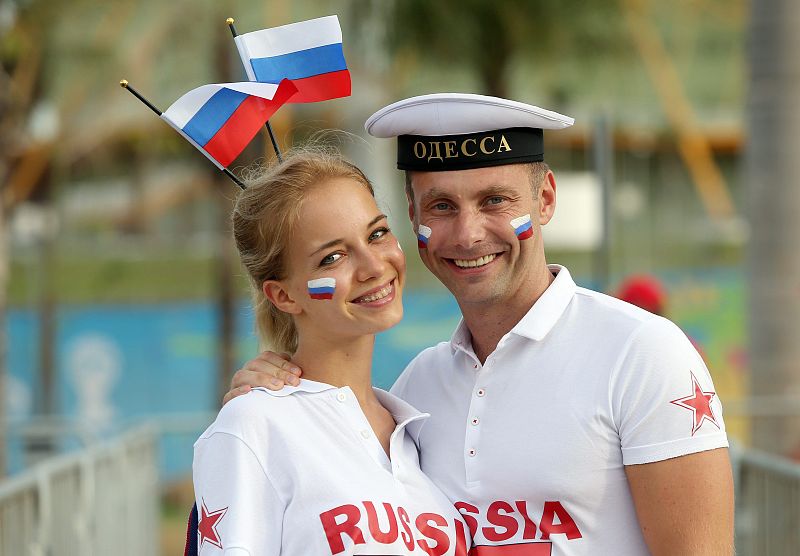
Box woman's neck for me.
[291,333,376,403]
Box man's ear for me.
[262,280,302,315]
[538,171,557,226]
[407,193,416,222]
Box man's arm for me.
[222,351,303,405]
[625,448,734,555]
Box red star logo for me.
[198,499,228,550]
[670,372,720,435]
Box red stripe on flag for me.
[204,80,297,167]
[470,543,552,556]
[287,70,351,103]
[517,228,534,240]
[310,293,334,300]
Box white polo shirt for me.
[193,380,470,555]
[391,265,728,556]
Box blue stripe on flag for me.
[515,221,533,234]
[182,88,248,146]
[309,287,335,294]
[250,43,347,83]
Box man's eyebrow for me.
[309,214,387,257]
[419,187,455,205]
[420,185,517,205]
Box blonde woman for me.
[190,150,469,555]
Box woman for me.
[191,149,469,555]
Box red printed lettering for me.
[455,501,479,539]
[454,519,470,556]
[539,501,582,540]
[397,506,416,551]
[515,500,538,540]
[482,500,519,542]
[319,504,366,554]
[415,512,450,556]
[363,501,399,544]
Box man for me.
[227,93,734,555]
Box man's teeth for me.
[355,283,393,303]
[453,254,496,268]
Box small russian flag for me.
[510,214,533,240]
[417,225,432,248]
[234,15,351,104]
[308,278,336,300]
[160,81,297,169]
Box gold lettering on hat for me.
[497,135,512,153]
[461,138,477,157]
[444,141,458,159]
[413,142,427,159]
[479,135,496,155]
[427,141,444,162]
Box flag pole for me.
[227,17,284,163]
[119,79,246,189]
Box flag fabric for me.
[160,80,297,169]
[234,15,351,103]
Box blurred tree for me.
[747,0,800,457]
[350,0,625,98]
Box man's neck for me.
[461,265,556,363]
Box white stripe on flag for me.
[161,82,283,128]
[235,15,342,59]
[308,277,336,289]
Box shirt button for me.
[473,364,479,369]
[471,417,480,426]
[336,392,347,402]
[468,448,476,457]
[360,429,371,439]
[476,388,486,397]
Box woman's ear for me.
[263,280,302,315]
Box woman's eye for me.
[369,227,390,241]
[320,253,342,266]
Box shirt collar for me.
[373,388,430,445]
[254,378,337,397]
[449,264,577,351]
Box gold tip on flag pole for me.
[226,17,235,25]
[120,79,129,88]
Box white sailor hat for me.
[365,93,574,172]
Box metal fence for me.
[733,443,800,556]
[0,424,158,556]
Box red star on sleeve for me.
[198,499,228,550]
[670,372,721,436]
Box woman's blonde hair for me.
[232,148,374,353]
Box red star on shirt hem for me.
[198,499,228,550]
[670,371,720,436]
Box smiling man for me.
[227,93,734,555]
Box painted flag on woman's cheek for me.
[160,80,297,169]
[233,15,351,103]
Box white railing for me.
[732,443,800,555]
[0,424,158,556]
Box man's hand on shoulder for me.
[222,351,303,405]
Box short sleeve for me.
[193,432,284,555]
[610,317,729,465]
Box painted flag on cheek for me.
[308,278,336,300]
[510,214,533,240]
[234,15,351,103]
[417,225,432,248]
[160,80,297,169]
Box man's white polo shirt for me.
[193,379,469,555]
[391,265,728,555]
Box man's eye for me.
[433,202,450,211]
[487,196,505,205]
[320,253,342,266]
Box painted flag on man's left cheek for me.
[160,80,297,169]
[233,15,351,103]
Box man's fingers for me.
[222,385,251,406]
[264,352,302,376]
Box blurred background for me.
[1,0,799,553]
